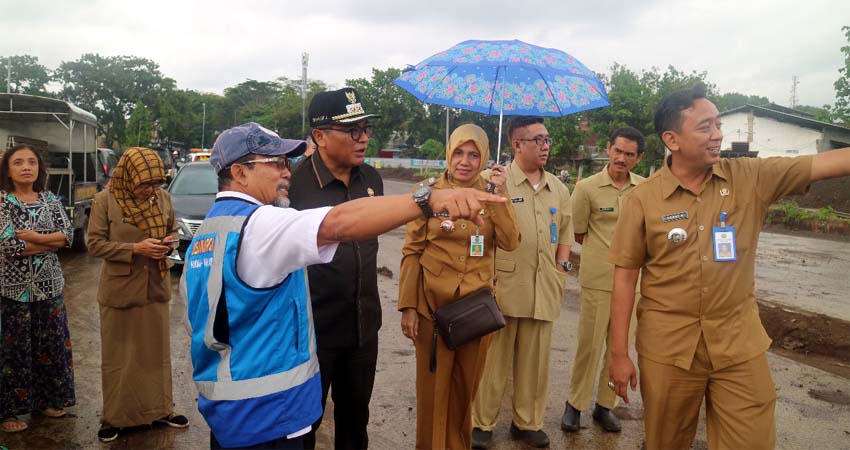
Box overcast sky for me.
[2,0,848,108]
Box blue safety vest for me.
[181,198,321,448]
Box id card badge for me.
[470,233,484,257]
[712,211,737,262]
[549,207,558,244]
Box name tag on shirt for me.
[599,207,614,212]
[511,197,524,203]
[712,227,737,262]
[470,234,484,257]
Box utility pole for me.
[201,102,207,148]
[302,52,309,137]
[6,63,10,93]
[790,75,799,109]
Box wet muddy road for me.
[2,179,848,449]
[755,232,850,321]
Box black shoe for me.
[592,404,621,432]
[471,427,493,449]
[98,425,119,442]
[154,413,190,428]
[509,423,550,448]
[560,402,580,432]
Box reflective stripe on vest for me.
[182,204,318,400]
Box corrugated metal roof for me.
[0,93,98,126]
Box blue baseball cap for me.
[210,122,307,173]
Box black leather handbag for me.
[425,285,506,371]
[433,288,505,351]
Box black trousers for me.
[211,431,305,449]
[303,337,379,450]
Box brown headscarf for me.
[445,124,490,188]
[109,147,169,274]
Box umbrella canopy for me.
[394,39,609,117]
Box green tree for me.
[419,138,445,159]
[54,54,176,147]
[0,55,52,96]
[269,78,329,140]
[583,64,718,168]
[346,68,441,152]
[124,101,153,148]
[715,92,771,111]
[794,105,832,122]
[223,79,282,126]
[828,25,850,124]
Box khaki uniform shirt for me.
[572,165,645,291]
[488,161,574,321]
[398,175,520,318]
[609,156,813,370]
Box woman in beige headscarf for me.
[398,124,520,449]
[86,147,189,442]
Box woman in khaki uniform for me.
[399,124,520,449]
[86,148,189,442]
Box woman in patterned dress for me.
[0,144,75,433]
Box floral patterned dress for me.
[0,191,76,416]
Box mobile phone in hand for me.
[161,237,179,248]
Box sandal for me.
[41,407,66,418]
[1,416,28,433]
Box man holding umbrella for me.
[472,116,574,449]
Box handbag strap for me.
[417,265,439,373]
[417,200,500,373]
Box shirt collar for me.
[509,160,549,190]
[660,157,729,199]
[598,164,642,188]
[310,151,360,189]
[216,191,263,205]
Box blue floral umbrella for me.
[394,39,610,159]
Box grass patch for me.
[770,200,850,223]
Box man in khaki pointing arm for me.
[608,85,850,450]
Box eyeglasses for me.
[238,156,292,171]
[319,125,374,141]
[517,136,553,147]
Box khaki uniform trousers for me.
[568,287,637,411]
[414,313,491,450]
[639,336,777,450]
[472,317,553,431]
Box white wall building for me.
[719,104,850,158]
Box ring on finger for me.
[607,381,616,390]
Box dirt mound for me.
[787,177,850,213]
[759,301,850,378]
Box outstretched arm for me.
[811,147,850,181]
[317,188,506,246]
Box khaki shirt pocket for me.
[104,261,132,276]
[495,258,516,273]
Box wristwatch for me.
[557,259,573,272]
[412,186,434,217]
